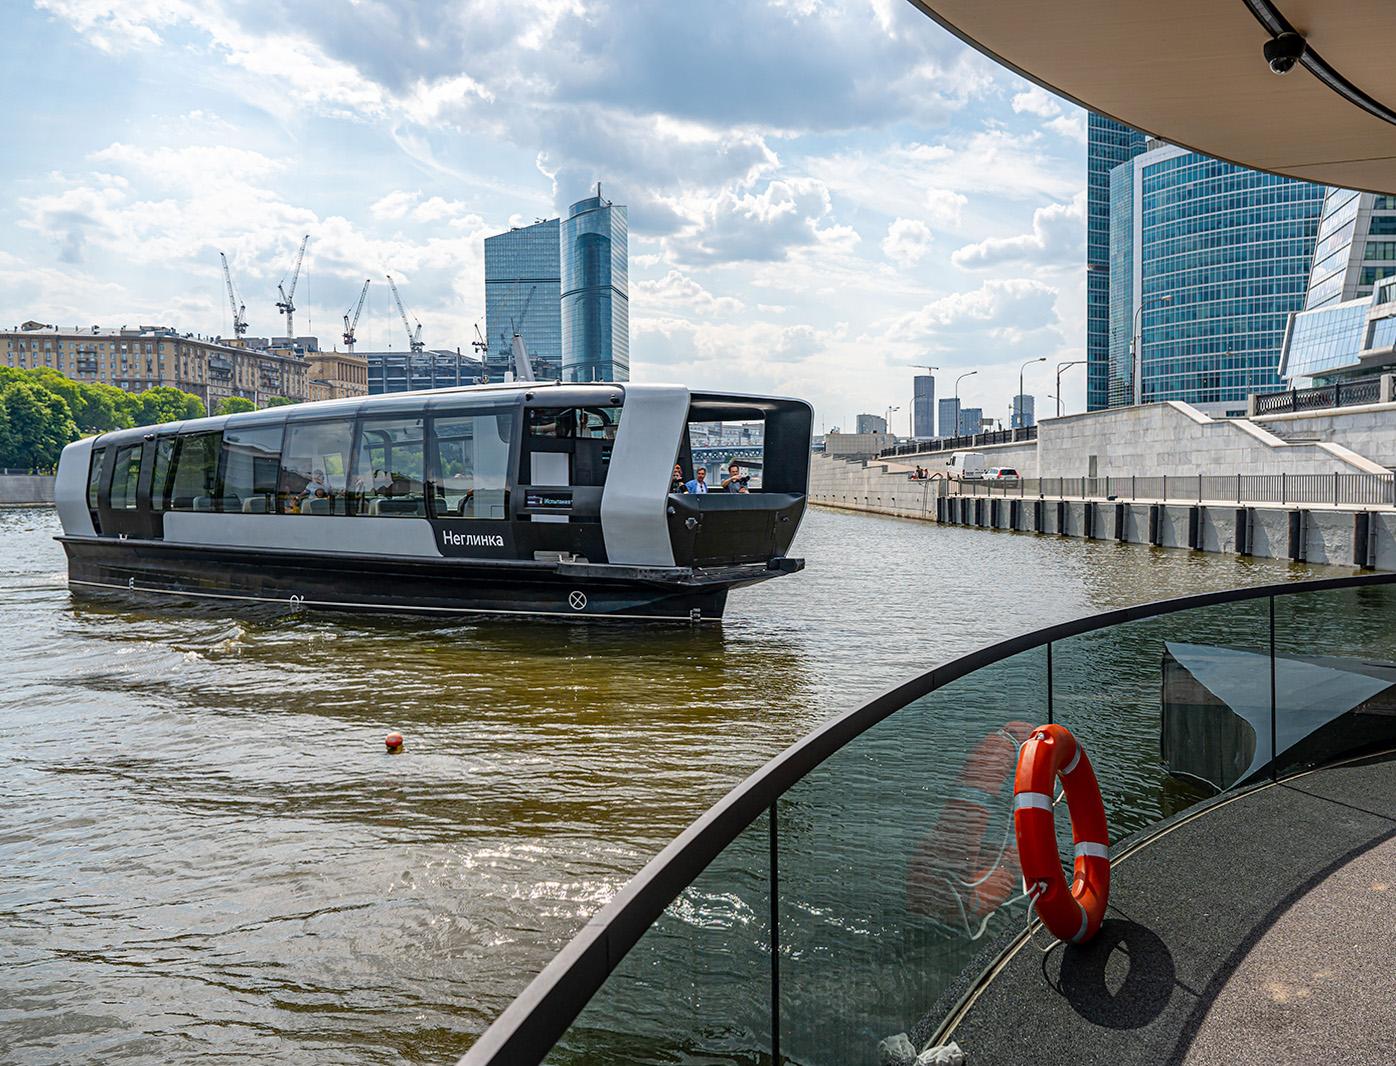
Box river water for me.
[0,505,1343,1064]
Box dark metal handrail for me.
[458,570,1396,1066]
[1252,376,1384,415]
[877,424,1037,459]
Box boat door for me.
[95,434,162,540]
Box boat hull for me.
[57,537,794,622]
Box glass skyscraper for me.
[1107,143,1325,415]
[561,192,629,382]
[484,218,561,382]
[1303,189,1396,310]
[1086,114,1148,411]
[913,374,935,438]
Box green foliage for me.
[135,386,206,426]
[264,395,297,408]
[214,396,258,416]
[0,368,206,471]
[0,379,80,471]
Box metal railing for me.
[951,471,1396,508]
[459,574,1396,1066]
[1251,375,1386,416]
[878,424,1037,459]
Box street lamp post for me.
[1017,356,1046,429]
[884,405,900,438]
[953,370,978,436]
[1055,359,1086,417]
[1132,293,1173,406]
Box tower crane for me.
[385,274,424,352]
[219,252,248,338]
[471,322,487,354]
[276,234,310,340]
[342,279,371,351]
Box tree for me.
[0,379,79,471]
[264,395,297,408]
[215,396,257,416]
[27,368,132,434]
[135,386,206,425]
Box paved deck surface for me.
[944,752,1396,1066]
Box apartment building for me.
[307,351,369,402]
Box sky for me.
[2,0,1092,432]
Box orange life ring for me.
[1012,723,1110,944]
[907,721,1034,935]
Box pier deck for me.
[941,751,1396,1065]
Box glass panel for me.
[86,447,106,510]
[777,649,1047,1066]
[547,810,772,1064]
[218,425,282,514]
[1271,583,1396,777]
[150,438,175,512]
[109,444,142,511]
[280,419,354,516]
[350,416,425,517]
[168,432,222,511]
[431,410,513,519]
[1052,600,1272,827]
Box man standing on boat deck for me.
[685,467,709,493]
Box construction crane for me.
[342,279,370,351]
[385,274,424,352]
[471,322,487,354]
[219,252,248,338]
[276,234,310,340]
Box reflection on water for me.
[0,505,1344,1063]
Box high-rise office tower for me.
[484,218,562,382]
[561,190,629,382]
[913,374,935,438]
[1303,188,1396,309]
[1107,144,1325,415]
[1086,114,1149,411]
[958,407,983,435]
[1012,394,1035,429]
[855,413,888,435]
[937,398,960,439]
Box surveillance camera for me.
[1264,32,1306,75]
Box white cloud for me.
[951,192,1086,271]
[667,177,836,265]
[891,278,1060,348]
[1011,86,1062,118]
[882,218,933,267]
[632,270,743,314]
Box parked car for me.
[946,451,988,479]
[984,467,1020,481]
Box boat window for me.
[87,447,106,511]
[167,432,222,511]
[279,419,353,516]
[108,444,142,511]
[218,425,283,514]
[526,406,620,440]
[150,438,176,513]
[524,406,619,487]
[431,410,512,519]
[350,416,425,518]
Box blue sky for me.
[3,0,1091,429]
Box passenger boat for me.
[54,383,810,621]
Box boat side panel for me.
[61,538,734,620]
[55,437,96,537]
[599,385,688,567]
[162,512,443,556]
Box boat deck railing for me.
[459,573,1396,1066]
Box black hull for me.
[57,538,794,622]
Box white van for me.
[946,451,988,479]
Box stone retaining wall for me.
[0,475,55,505]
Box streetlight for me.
[953,370,977,436]
[1132,293,1173,406]
[884,405,900,437]
[1017,356,1046,429]
[1055,359,1086,417]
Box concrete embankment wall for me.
[1254,402,1396,468]
[0,475,55,505]
[809,453,1392,569]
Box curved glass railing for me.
[461,574,1396,1066]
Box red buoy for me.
[385,731,404,752]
